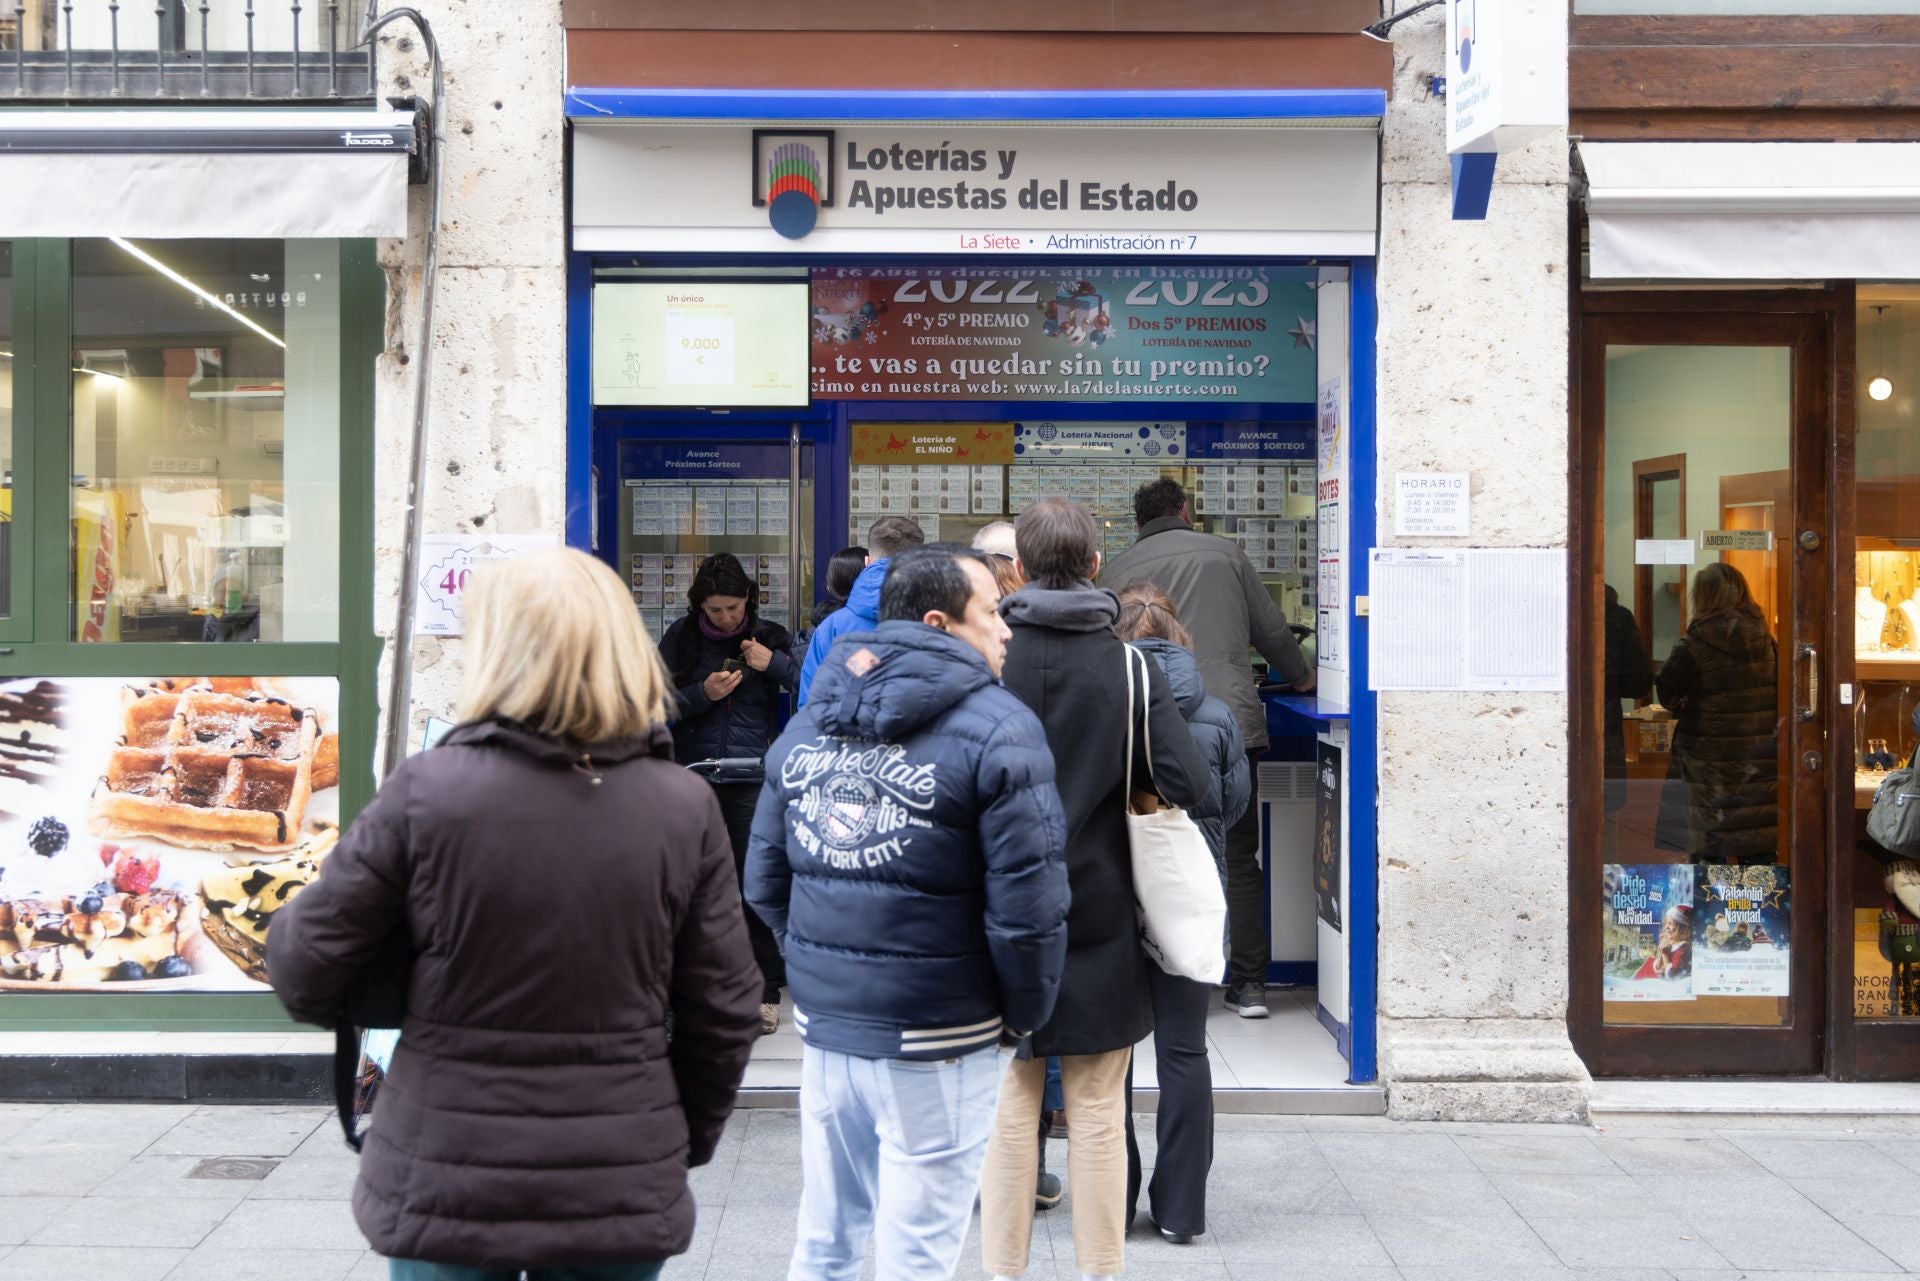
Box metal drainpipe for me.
[361,4,443,779]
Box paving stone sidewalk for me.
[3,1100,1920,1280]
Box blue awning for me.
[565,87,1386,125]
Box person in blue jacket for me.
[1113,581,1251,1248]
[795,515,924,705]
[746,543,1070,1281]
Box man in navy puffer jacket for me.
[747,543,1069,1281]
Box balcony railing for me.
[1,2,377,101]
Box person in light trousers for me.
[746,544,1071,1281]
[983,500,1212,1281]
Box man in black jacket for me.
[747,544,1069,1281]
[980,497,1213,1281]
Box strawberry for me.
[98,843,120,866]
[110,848,160,896]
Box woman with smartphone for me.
[658,553,799,1035]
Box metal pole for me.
[289,0,300,95]
[198,0,208,96]
[108,1,120,94]
[364,5,442,778]
[154,2,165,95]
[789,424,802,635]
[325,0,338,96]
[244,0,254,97]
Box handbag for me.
[331,932,412,1152]
[1123,644,1230,984]
[1868,744,1920,858]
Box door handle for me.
[1797,642,1818,723]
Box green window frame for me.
[0,238,382,1031]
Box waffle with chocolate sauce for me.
[89,680,323,852]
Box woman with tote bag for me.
[1114,582,1251,1245]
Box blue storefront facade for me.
[561,86,1386,1097]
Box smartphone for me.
[721,657,746,673]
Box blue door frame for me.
[564,253,1379,1085]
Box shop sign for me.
[1445,0,1567,156]
[414,534,559,636]
[811,267,1316,403]
[1185,422,1314,461]
[1315,741,1344,933]
[1700,528,1773,553]
[0,675,341,992]
[850,423,1013,466]
[619,442,792,482]
[574,124,1377,256]
[1012,423,1185,462]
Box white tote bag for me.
[1124,644,1229,983]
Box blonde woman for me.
[269,548,762,1281]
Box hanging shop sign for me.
[574,124,1377,256]
[810,268,1316,403]
[1444,0,1567,219]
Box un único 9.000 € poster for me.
[0,676,340,991]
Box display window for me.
[0,238,379,1030]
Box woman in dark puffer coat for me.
[267,548,761,1281]
[656,553,797,1033]
[1655,562,1781,862]
[1113,582,1250,1246]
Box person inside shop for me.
[797,515,926,705]
[1100,477,1313,1020]
[267,548,761,1281]
[973,520,1019,560]
[658,552,798,1036]
[1654,562,1780,862]
[745,543,1069,1281]
[983,497,1212,1281]
[1113,581,1250,1247]
[796,544,866,652]
[1603,583,1655,846]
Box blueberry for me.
[107,960,148,981]
[78,895,102,915]
[26,817,68,858]
[88,882,112,899]
[153,956,191,980]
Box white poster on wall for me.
[414,534,560,636]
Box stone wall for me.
[1373,8,1590,1121]
[371,4,569,755]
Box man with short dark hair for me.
[1100,477,1313,1019]
[747,543,1069,1281]
[797,515,926,705]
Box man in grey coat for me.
[1098,477,1313,1019]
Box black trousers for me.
[713,781,785,1003]
[1224,749,1267,989]
[1124,964,1214,1237]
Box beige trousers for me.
[979,1046,1133,1277]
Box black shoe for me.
[1225,982,1269,1019]
[1150,1213,1198,1245]
[1035,1170,1063,1210]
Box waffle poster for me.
[809,267,1317,402]
[0,676,341,992]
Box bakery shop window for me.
[70,238,340,643]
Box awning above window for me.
[0,109,419,239]
[1582,141,1920,280]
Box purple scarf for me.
[698,613,750,643]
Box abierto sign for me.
[1445,0,1567,157]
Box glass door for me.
[605,428,816,644]
[1573,303,1833,1076]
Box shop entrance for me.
[1571,294,1839,1077]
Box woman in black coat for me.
[979,499,1213,1281]
[656,554,798,1033]
[268,549,760,1279]
[1654,562,1780,862]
